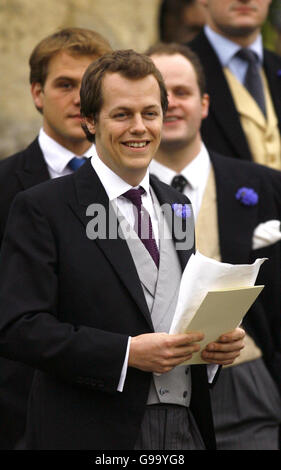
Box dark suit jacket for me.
[209,151,281,388]
[0,160,216,450]
[189,31,281,161]
[0,138,50,449]
[0,138,49,244]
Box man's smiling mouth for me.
[122,141,150,148]
[164,116,182,123]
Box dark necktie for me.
[171,174,188,193]
[68,156,87,171]
[122,187,159,268]
[236,48,266,116]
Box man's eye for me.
[175,89,189,96]
[59,82,73,89]
[114,113,127,119]
[144,111,157,118]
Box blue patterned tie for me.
[68,156,87,171]
[123,187,159,268]
[236,48,266,116]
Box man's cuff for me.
[117,337,131,392]
[207,364,219,383]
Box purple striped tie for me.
[123,188,159,268]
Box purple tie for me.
[123,187,159,268]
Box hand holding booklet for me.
[169,251,266,365]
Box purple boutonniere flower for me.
[172,203,192,218]
[235,187,259,206]
[277,70,281,78]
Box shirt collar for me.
[38,128,97,173]
[91,154,151,201]
[181,144,210,189]
[149,143,210,190]
[204,25,264,66]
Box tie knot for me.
[171,174,188,193]
[68,156,87,171]
[236,48,258,65]
[122,187,146,209]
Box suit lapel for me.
[191,32,252,161]
[69,165,195,326]
[69,160,153,328]
[16,139,50,189]
[210,152,259,263]
[150,175,195,271]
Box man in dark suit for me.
[0,27,112,450]
[188,0,281,170]
[147,42,281,449]
[0,49,245,450]
[0,27,112,245]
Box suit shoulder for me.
[188,30,213,57]
[264,47,281,66]
[0,150,26,174]
[19,173,74,203]
[210,150,274,173]
[0,139,40,176]
[210,151,281,198]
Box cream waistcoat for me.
[223,67,281,170]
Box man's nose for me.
[130,114,146,133]
[73,88,81,106]
[167,92,178,109]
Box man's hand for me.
[201,327,245,366]
[129,332,204,374]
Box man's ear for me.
[83,117,96,135]
[201,93,210,120]
[31,82,44,112]
[198,0,208,7]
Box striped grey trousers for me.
[134,404,205,450]
[210,358,281,450]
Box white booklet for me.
[169,251,267,364]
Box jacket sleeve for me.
[0,191,129,394]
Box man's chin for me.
[159,138,188,152]
[218,23,260,38]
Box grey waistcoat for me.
[119,190,192,407]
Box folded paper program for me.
[252,220,281,249]
[169,251,267,336]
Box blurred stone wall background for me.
[0,0,162,159]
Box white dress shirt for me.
[38,128,97,178]
[150,143,211,220]
[91,154,160,391]
[91,154,159,247]
[204,25,264,85]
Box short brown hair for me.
[80,49,168,142]
[146,42,206,96]
[29,27,112,86]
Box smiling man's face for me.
[151,53,209,153]
[85,71,163,185]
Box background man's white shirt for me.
[150,143,211,220]
[38,128,97,178]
